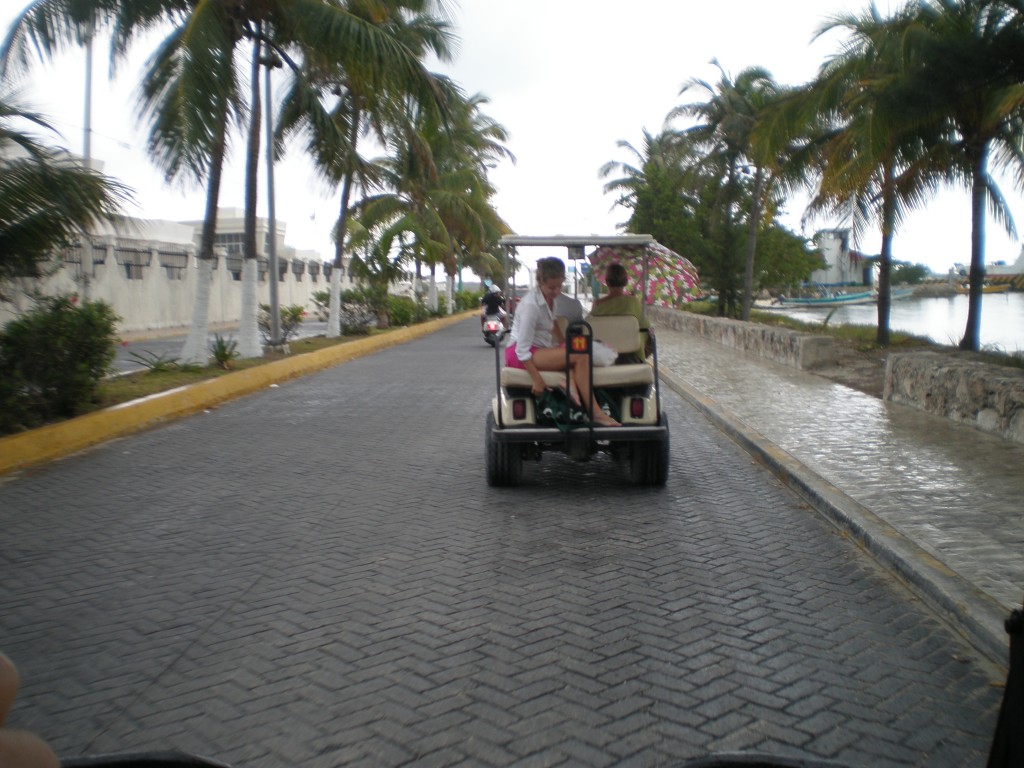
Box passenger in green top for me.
[590,263,651,364]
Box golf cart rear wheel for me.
[486,411,522,487]
[629,413,669,486]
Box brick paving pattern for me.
[655,327,1024,615]
[0,319,1002,766]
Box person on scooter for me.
[480,285,507,328]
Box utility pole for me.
[80,25,95,301]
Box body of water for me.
[770,291,1024,352]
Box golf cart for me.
[485,235,670,487]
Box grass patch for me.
[93,332,375,413]
[749,310,934,348]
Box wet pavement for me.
[655,326,1024,658]
[0,317,1015,766]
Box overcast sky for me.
[3,0,1021,274]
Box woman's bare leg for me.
[529,348,579,403]
[569,355,619,426]
[531,348,618,424]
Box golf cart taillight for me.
[512,399,527,420]
[630,398,644,419]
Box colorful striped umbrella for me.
[588,241,701,308]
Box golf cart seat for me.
[500,315,654,389]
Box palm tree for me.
[0,87,133,294]
[135,8,245,363]
[599,128,711,276]
[350,84,510,314]
[426,89,513,308]
[671,62,780,318]
[800,4,946,346]
[276,0,455,336]
[2,0,454,361]
[908,0,1024,351]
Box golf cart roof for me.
[499,234,654,249]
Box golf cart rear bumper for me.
[490,424,668,443]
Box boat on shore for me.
[773,286,916,308]
[955,283,1011,294]
[777,289,874,307]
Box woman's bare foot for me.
[592,412,621,427]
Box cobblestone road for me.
[0,319,1002,767]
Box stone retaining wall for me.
[884,352,1024,444]
[647,306,836,370]
[648,306,1024,443]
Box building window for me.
[114,247,151,280]
[226,256,243,281]
[160,251,188,280]
[214,233,244,256]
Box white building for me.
[811,229,873,286]
[180,207,356,291]
[0,208,351,333]
[985,249,1024,276]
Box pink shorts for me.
[504,342,537,369]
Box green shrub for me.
[129,349,182,373]
[411,298,431,324]
[0,360,31,434]
[209,334,239,370]
[454,289,479,312]
[342,288,369,304]
[311,289,331,319]
[0,295,119,430]
[258,303,307,343]
[388,295,417,326]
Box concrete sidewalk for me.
[653,326,1024,666]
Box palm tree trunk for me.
[719,161,739,317]
[327,105,361,339]
[180,113,228,365]
[960,146,988,352]
[238,38,264,358]
[328,265,343,335]
[872,166,897,350]
[327,171,353,338]
[428,263,438,311]
[741,165,764,321]
[876,182,896,347]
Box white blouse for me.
[508,288,556,362]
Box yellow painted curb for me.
[0,311,475,476]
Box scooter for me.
[482,313,506,347]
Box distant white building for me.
[983,249,1024,276]
[0,208,349,333]
[179,207,355,290]
[811,229,873,286]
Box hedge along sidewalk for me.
[0,311,475,476]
